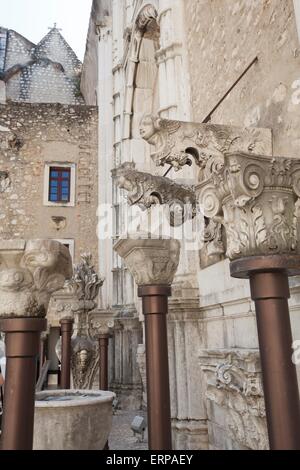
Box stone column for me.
[114,237,180,451]
[0,239,72,450]
[197,151,300,450]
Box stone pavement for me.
[109,410,148,450]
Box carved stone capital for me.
[88,310,115,338]
[139,114,272,173]
[114,236,181,286]
[196,152,300,260]
[0,239,72,318]
[113,162,196,226]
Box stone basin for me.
[33,389,115,450]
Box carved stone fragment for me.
[139,114,272,173]
[114,162,196,226]
[0,239,72,318]
[114,236,180,286]
[197,152,300,260]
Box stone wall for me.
[0,102,98,267]
[184,0,300,157]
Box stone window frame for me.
[43,162,76,207]
[53,238,75,262]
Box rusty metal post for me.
[60,318,74,390]
[231,255,300,450]
[99,334,109,391]
[0,317,47,450]
[138,285,172,451]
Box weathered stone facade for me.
[74,0,300,449]
[185,0,300,157]
[0,102,98,263]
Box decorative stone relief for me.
[0,239,72,318]
[88,310,115,338]
[199,349,268,450]
[114,236,181,286]
[139,114,272,173]
[199,218,225,269]
[52,253,105,389]
[114,162,196,226]
[66,253,105,306]
[197,152,300,260]
[71,336,99,389]
[0,171,10,193]
[0,125,23,151]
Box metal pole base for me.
[138,285,172,451]
[231,255,300,450]
[0,317,47,450]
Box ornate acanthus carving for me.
[199,349,267,450]
[0,239,72,318]
[0,171,10,193]
[197,152,300,260]
[114,236,181,286]
[66,253,105,303]
[114,162,196,226]
[139,114,272,173]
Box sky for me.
[0,0,93,61]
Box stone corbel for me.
[0,239,72,318]
[139,114,272,173]
[197,152,300,260]
[113,162,196,226]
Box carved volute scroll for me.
[0,239,72,318]
[197,152,300,260]
[113,162,196,226]
[114,236,181,286]
[139,114,272,173]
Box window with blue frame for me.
[48,167,71,203]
